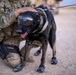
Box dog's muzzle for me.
[16,28,22,34]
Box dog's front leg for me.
[23,40,31,64]
[37,38,48,73]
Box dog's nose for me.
[16,29,22,34]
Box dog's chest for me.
[28,33,43,40]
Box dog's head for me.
[17,11,40,38]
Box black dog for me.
[17,5,58,73]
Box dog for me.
[17,5,58,73]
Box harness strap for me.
[32,14,43,33]
[35,8,49,33]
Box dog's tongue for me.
[20,32,27,38]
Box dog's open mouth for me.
[20,32,28,38]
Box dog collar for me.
[32,15,43,33]
[35,8,48,33]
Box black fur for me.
[17,5,58,73]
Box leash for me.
[52,4,76,9]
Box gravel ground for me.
[0,7,76,75]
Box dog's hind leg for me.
[34,47,41,56]
[49,21,58,64]
[37,39,48,73]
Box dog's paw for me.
[51,57,58,65]
[37,65,45,73]
[34,50,41,56]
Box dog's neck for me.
[32,15,44,33]
[33,8,48,34]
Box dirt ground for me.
[0,7,76,75]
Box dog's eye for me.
[24,20,30,25]
[25,20,29,22]
[24,20,33,26]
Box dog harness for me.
[33,7,49,33]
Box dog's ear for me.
[35,11,43,16]
[34,8,43,16]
